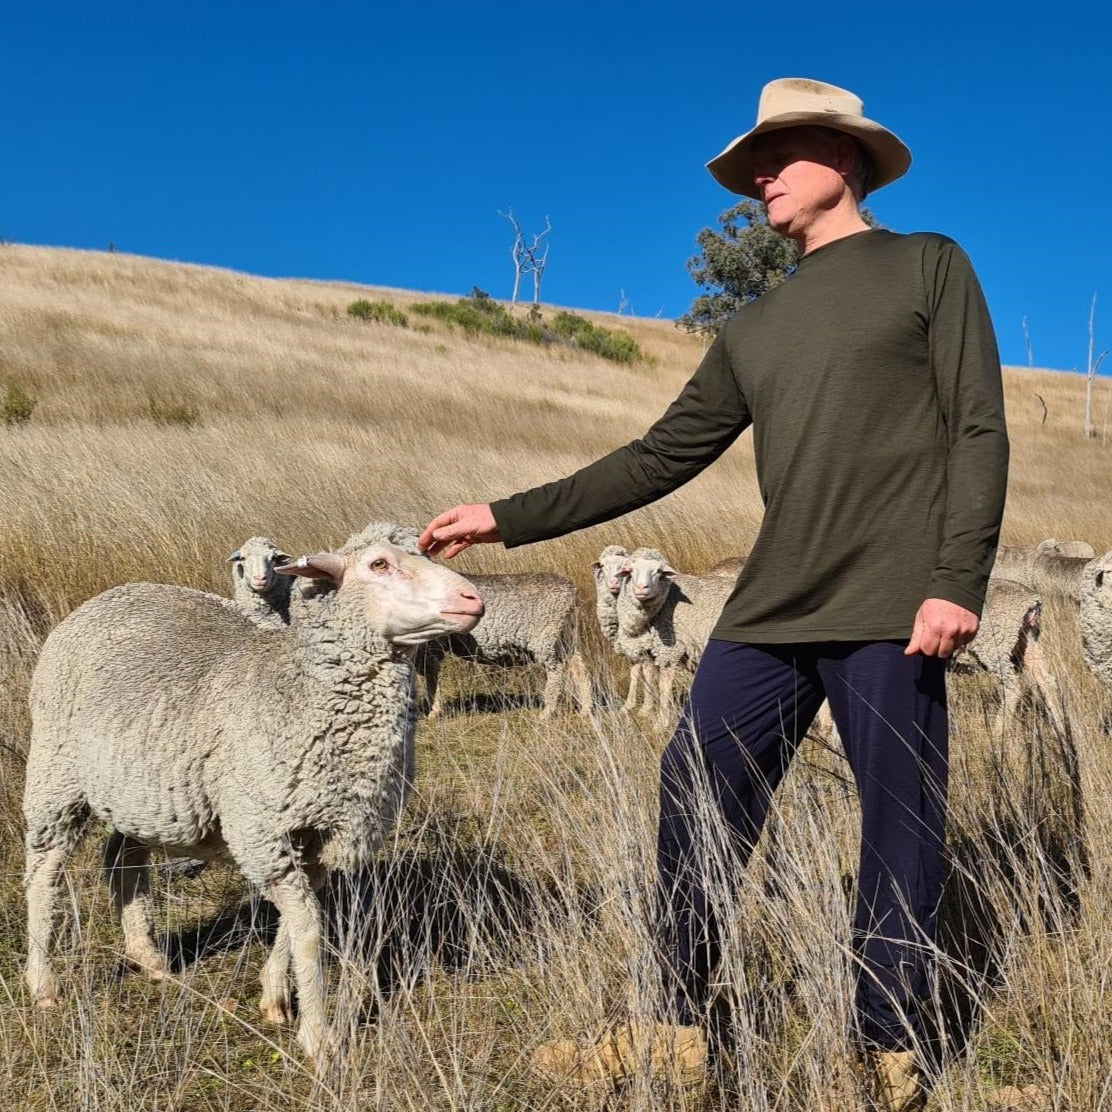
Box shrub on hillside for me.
[1,380,37,426]
[409,292,642,363]
[549,312,642,364]
[348,299,408,327]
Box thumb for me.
[904,611,923,657]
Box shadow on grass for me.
[930,714,1089,1068]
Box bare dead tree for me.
[498,209,552,307]
[499,208,526,305]
[1084,293,1108,439]
[526,215,552,306]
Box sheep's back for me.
[28,584,294,848]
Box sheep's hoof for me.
[260,998,296,1026]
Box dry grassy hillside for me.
[1,243,1110,1111]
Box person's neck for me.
[794,205,871,256]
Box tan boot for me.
[531,1018,708,1088]
[871,1049,925,1112]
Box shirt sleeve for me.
[491,327,752,548]
[923,237,1010,615]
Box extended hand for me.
[419,504,502,559]
[904,598,979,658]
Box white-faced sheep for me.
[592,544,657,716]
[954,576,1063,732]
[415,571,592,719]
[1079,551,1112,696]
[22,523,483,1066]
[615,547,734,726]
[228,535,293,628]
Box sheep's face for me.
[626,555,676,603]
[1087,553,1112,606]
[593,548,630,596]
[280,543,484,646]
[229,538,291,595]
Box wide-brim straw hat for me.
[706,77,911,198]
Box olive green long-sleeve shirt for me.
[491,229,1009,643]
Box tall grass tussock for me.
[1,243,1111,1110]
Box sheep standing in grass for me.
[416,571,592,718]
[955,576,1063,731]
[229,535,293,627]
[1079,552,1112,696]
[615,548,734,726]
[22,522,483,1066]
[592,544,656,715]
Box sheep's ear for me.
[227,550,242,563]
[661,564,678,578]
[275,553,345,582]
[273,551,293,567]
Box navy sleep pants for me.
[656,639,948,1050]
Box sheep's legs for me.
[418,647,444,719]
[104,830,168,979]
[259,917,295,1024]
[567,651,594,716]
[623,662,644,713]
[24,844,71,1006]
[639,663,659,717]
[656,665,678,728]
[266,873,331,1062]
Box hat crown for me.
[757,78,864,126]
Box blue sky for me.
[3,1,1109,373]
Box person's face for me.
[751,127,853,238]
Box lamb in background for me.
[1079,552,1112,698]
[592,544,657,715]
[416,571,592,719]
[615,547,734,726]
[704,554,748,578]
[954,576,1064,733]
[992,538,1095,583]
[22,523,483,1066]
[228,535,293,628]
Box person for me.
[419,77,1008,1111]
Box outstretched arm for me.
[419,504,501,559]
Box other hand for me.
[904,598,979,658]
[419,504,502,559]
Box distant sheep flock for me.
[20,516,1112,1067]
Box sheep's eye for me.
[369,557,390,572]
[235,565,245,577]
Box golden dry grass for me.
[1,243,1111,1110]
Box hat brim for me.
[706,113,911,198]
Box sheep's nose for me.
[456,589,484,618]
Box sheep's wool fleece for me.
[492,231,1008,643]
[25,583,415,882]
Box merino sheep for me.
[592,544,657,715]
[1079,551,1112,696]
[992,538,1095,583]
[228,535,293,628]
[954,576,1063,732]
[416,571,592,718]
[22,523,483,1065]
[615,547,734,726]
[704,555,748,578]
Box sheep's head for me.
[592,545,630,596]
[278,539,483,646]
[229,536,292,596]
[1084,553,1112,607]
[625,547,676,603]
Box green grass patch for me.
[348,299,409,327]
[408,291,644,363]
